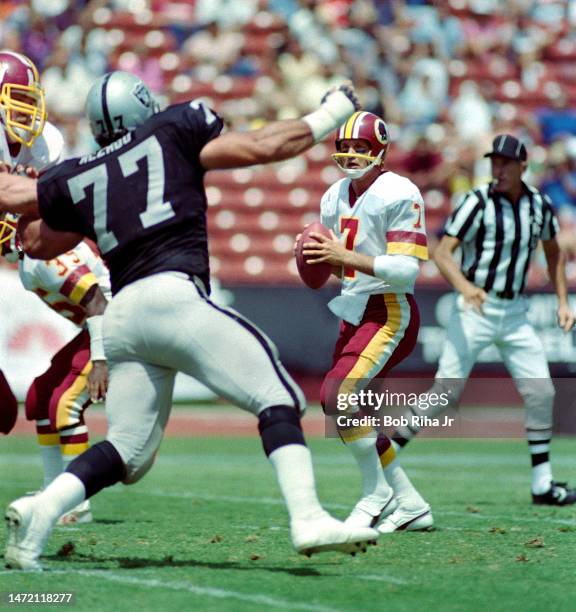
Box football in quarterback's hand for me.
[295,221,332,289]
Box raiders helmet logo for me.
[132,82,152,108]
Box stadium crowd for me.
[2,0,576,284]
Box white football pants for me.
[430,293,554,438]
[102,272,305,483]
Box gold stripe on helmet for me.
[342,111,362,139]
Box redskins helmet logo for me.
[335,112,389,150]
[374,118,388,145]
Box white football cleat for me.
[345,490,397,528]
[377,505,434,533]
[5,496,54,570]
[291,513,378,557]
[58,500,92,526]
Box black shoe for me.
[532,481,576,506]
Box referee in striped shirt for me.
[392,134,576,505]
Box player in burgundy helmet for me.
[0,50,53,441]
[332,110,390,179]
[0,50,47,150]
[302,111,433,532]
[0,51,105,525]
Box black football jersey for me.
[38,101,224,294]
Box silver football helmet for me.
[85,71,159,147]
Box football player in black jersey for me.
[0,71,380,570]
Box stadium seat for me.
[211,255,298,284]
[543,39,576,62]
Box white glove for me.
[303,82,362,142]
[320,82,361,109]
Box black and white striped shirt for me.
[444,182,558,297]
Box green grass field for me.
[1,410,576,612]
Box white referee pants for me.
[433,293,554,438]
[102,272,305,483]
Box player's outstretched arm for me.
[200,84,360,170]
[0,174,39,216]
[200,120,315,170]
[18,216,83,259]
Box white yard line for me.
[52,569,344,612]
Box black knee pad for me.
[66,440,126,499]
[258,405,306,456]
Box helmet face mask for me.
[0,51,46,148]
[332,111,389,179]
[0,212,21,262]
[85,71,159,147]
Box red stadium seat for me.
[211,255,297,284]
[543,39,576,62]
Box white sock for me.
[532,462,553,494]
[35,473,86,522]
[39,445,63,489]
[60,455,91,514]
[384,459,426,510]
[268,444,326,522]
[346,436,392,502]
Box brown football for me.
[295,221,332,289]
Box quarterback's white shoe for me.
[345,490,397,528]
[58,500,92,526]
[377,505,434,533]
[5,496,54,570]
[291,513,379,557]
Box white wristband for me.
[86,315,106,361]
[302,90,357,142]
[373,254,419,284]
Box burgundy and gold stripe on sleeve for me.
[60,265,98,304]
[386,231,429,260]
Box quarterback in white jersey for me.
[303,111,432,533]
[320,168,427,322]
[0,50,108,524]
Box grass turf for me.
[1,417,575,611]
